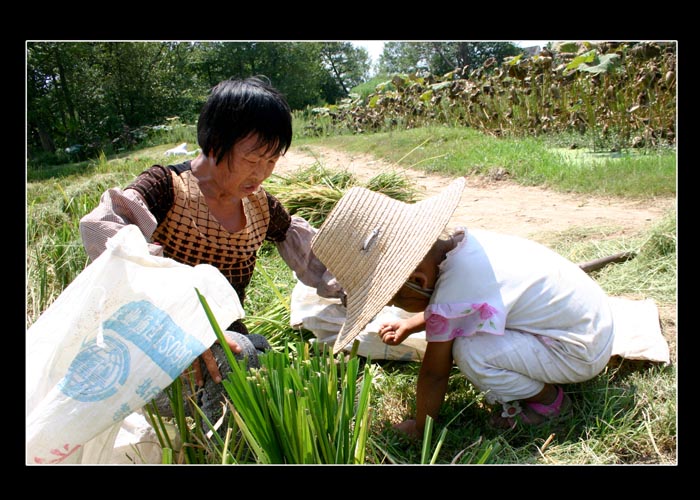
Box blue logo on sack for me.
[58,335,130,402]
[59,300,207,402]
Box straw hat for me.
[311,176,466,354]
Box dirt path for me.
[277,146,675,242]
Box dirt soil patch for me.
[276,145,677,360]
[277,146,674,240]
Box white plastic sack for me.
[64,408,179,465]
[290,280,427,361]
[26,225,244,464]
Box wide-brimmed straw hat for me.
[311,176,466,354]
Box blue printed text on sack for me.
[104,300,207,379]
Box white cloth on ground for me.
[290,280,427,362]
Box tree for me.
[27,42,99,155]
[379,42,429,75]
[27,43,59,154]
[192,41,335,109]
[379,41,522,76]
[26,41,373,162]
[318,42,371,98]
[27,41,206,158]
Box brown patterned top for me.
[128,162,291,307]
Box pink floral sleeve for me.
[424,302,505,342]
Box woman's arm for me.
[275,215,344,299]
[80,165,175,262]
[79,187,161,261]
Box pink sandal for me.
[496,385,572,429]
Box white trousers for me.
[452,328,613,404]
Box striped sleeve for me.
[275,215,345,299]
[79,179,163,262]
[127,164,175,223]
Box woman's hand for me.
[191,332,243,385]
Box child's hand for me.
[379,321,411,345]
[393,419,422,440]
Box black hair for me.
[197,76,293,165]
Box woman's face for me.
[227,134,280,197]
[222,133,281,198]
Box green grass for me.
[295,125,676,198]
[25,125,676,464]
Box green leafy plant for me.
[195,289,374,464]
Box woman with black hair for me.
[79,76,342,424]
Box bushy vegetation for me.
[298,41,676,152]
[30,41,675,171]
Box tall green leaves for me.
[222,341,373,464]
[196,290,374,464]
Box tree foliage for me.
[27,41,206,159]
[26,41,371,161]
[379,41,522,76]
[318,42,371,98]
